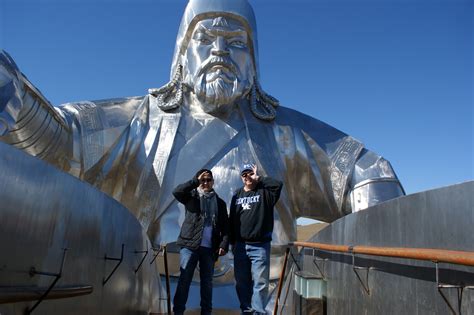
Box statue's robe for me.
[53,94,403,246]
[0,49,403,247]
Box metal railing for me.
[163,245,171,315]
[273,242,474,315]
[151,245,172,315]
[291,242,474,266]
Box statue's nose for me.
[211,36,230,57]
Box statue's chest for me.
[154,114,252,204]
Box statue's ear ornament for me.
[249,78,279,121]
[148,64,184,111]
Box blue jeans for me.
[233,241,271,314]
[173,246,214,315]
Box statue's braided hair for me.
[148,64,183,111]
[149,66,279,121]
[249,77,279,121]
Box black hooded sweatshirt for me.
[229,176,283,244]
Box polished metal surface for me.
[297,182,474,315]
[170,0,259,82]
[0,52,70,167]
[0,0,404,310]
[0,142,164,314]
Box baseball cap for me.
[240,163,253,175]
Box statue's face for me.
[182,17,255,114]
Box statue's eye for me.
[229,40,246,48]
[194,34,213,45]
[198,38,212,45]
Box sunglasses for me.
[241,172,254,178]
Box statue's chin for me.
[194,77,241,114]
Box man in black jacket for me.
[172,169,229,315]
[229,164,283,315]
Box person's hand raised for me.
[250,164,260,182]
[197,171,206,181]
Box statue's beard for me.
[191,57,252,114]
[195,74,241,112]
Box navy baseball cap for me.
[240,163,253,175]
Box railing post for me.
[163,245,171,315]
[273,247,290,315]
[134,249,149,273]
[26,248,68,314]
[103,244,125,285]
[150,246,162,265]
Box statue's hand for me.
[0,51,23,136]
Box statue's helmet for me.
[170,0,260,81]
[151,0,279,120]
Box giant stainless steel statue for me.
[0,0,404,302]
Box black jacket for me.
[229,176,283,244]
[173,178,229,259]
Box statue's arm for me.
[346,149,405,213]
[274,108,405,220]
[0,50,71,167]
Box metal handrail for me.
[0,285,93,304]
[273,242,474,314]
[291,241,474,266]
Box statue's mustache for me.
[197,56,238,78]
[205,69,234,84]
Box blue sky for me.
[1,0,472,196]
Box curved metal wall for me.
[305,182,474,314]
[0,142,163,314]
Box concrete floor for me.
[185,309,240,314]
[152,310,240,314]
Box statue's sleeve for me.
[0,50,71,169]
[300,128,405,216]
[347,148,405,212]
[275,107,404,222]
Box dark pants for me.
[173,246,214,315]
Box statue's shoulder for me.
[59,95,147,128]
[94,95,145,111]
[275,106,360,156]
[274,106,401,190]
[276,106,347,137]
